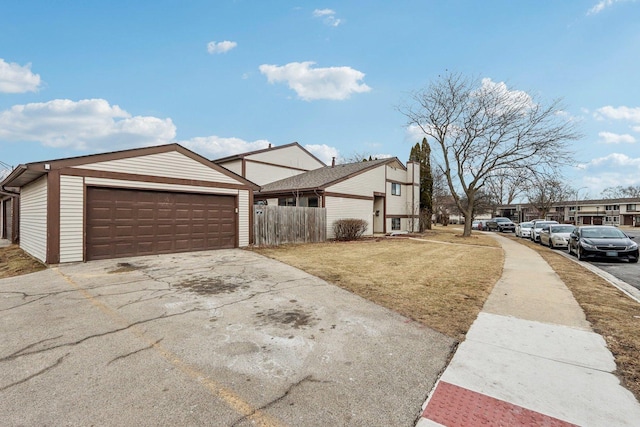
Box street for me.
[590,228,640,291]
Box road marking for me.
[53,267,284,427]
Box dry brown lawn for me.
[0,245,46,279]
[510,236,640,402]
[253,227,503,341]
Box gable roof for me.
[0,143,259,190]
[258,157,403,194]
[213,141,326,166]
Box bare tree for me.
[527,178,572,219]
[601,185,640,199]
[339,152,377,164]
[431,166,450,225]
[400,72,580,236]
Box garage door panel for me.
[86,188,237,261]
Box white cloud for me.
[181,136,271,159]
[598,131,636,144]
[259,61,371,101]
[576,153,640,194]
[207,40,237,54]
[587,0,633,15]
[0,58,41,93]
[313,8,342,27]
[478,78,535,112]
[582,152,640,168]
[594,105,640,122]
[0,99,175,150]
[304,143,337,164]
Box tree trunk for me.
[462,212,473,237]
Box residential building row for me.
[1,142,420,264]
[496,199,640,227]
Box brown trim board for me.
[60,168,253,192]
[46,171,60,264]
[324,192,374,201]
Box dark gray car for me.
[568,226,639,263]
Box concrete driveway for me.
[1,249,454,426]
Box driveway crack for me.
[230,375,326,427]
[107,338,164,365]
[0,309,201,362]
[0,353,68,392]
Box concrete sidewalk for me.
[417,234,640,426]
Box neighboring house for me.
[0,144,258,264]
[0,190,19,243]
[254,158,420,237]
[213,142,326,186]
[498,197,640,226]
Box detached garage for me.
[0,144,258,264]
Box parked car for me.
[486,217,516,233]
[515,221,533,238]
[568,226,638,263]
[539,224,576,249]
[472,220,481,230]
[530,220,559,243]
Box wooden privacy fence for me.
[253,205,326,246]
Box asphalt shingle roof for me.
[259,158,395,193]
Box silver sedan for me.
[539,224,576,249]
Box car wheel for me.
[549,240,554,249]
[631,257,638,264]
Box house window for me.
[605,205,620,211]
[627,204,637,211]
[391,218,401,230]
[391,183,401,196]
[278,197,296,206]
[308,197,319,208]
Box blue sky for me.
[1,0,639,197]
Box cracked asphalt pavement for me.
[0,249,454,426]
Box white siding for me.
[245,161,307,186]
[385,163,420,231]
[219,159,242,176]
[75,151,241,185]
[386,165,407,182]
[249,145,325,170]
[327,167,385,196]
[325,196,373,238]
[20,176,47,262]
[84,177,250,249]
[238,190,250,247]
[84,178,239,195]
[59,175,84,263]
[386,179,408,214]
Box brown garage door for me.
[86,187,236,260]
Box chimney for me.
[331,157,336,167]
[268,143,272,148]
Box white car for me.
[539,224,576,249]
[530,220,559,243]
[515,222,533,238]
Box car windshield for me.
[581,227,627,239]
[495,218,510,222]
[520,222,533,228]
[535,222,556,229]
[551,225,574,233]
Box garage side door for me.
[86,187,236,260]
